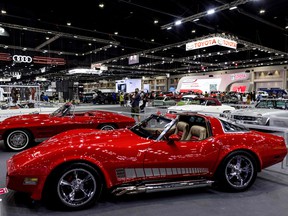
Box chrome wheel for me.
[6,130,30,151]
[57,168,97,208]
[100,124,115,130]
[215,151,257,192]
[225,155,254,189]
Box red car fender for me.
[209,134,263,174]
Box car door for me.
[142,137,220,180]
[49,114,95,135]
[204,99,220,113]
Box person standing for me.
[119,92,124,107]
[140,93,148,112]
[131,88,141,122]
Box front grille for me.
[232,115,257,121]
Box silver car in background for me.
[228,99,288,126]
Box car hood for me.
[231,108,283,116]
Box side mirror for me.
[168,134,180,142]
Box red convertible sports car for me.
[0,103,135,151]
[6,113,287,210]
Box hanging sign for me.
[186,36,237,51]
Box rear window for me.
[220,119,249,132]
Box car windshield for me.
[50,103,74,117]
[130,114,176,140]
[189,99,202,105]
[181,97,194,101]
[255,100,288,110]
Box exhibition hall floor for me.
[0,105,287,216]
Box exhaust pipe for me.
[112,179,214,196]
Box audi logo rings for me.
[12,55,33,63]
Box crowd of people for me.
[76,88,288,122]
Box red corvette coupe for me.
[6,113,287,210]
[0,103,135,151]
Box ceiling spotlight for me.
[154,20,159,24]
[175,20,182,26]
[191,30,196,33]
[67,22,71,26]
[99,3,104,8]
[114,32,118,35]
[285,26,288,29]
[1,10,7,14]
[167,26,172,30]
[207,9,215,15]
[259,9,265,14]
[193,18,200,22]
[151,39,154,42]
[229,6,237,10]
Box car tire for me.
[98,124,116,130]
[4,129,32,151]
[45,163,103,210]
[215,151,257,192]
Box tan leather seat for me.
[186,125,207,141]
[174,121,189,140]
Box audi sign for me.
[12,55,33,63]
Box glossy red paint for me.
[0,104,135,151]
[6,113,287,210]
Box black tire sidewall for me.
[215,151,257,192]
[44,163,103,210]
[4,130,31,151]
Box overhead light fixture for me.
[154,20,158,24]
[191,30,196,33]
[175,20,182,26]
[285,26,288,29]
[207,9,215,15]
[0,27,9,36]
[259,9,265,14]
[67,22,71,26]
[161,0,252,30]
[99,3,104,8]
[167,26,172,30]
[114,32,118,35]
[1,10,6,14]
[229,6,237,10]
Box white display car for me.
[228,99,288,126]
[176,94,201,106]
[167,97,235,117]
[0,104,60,122]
